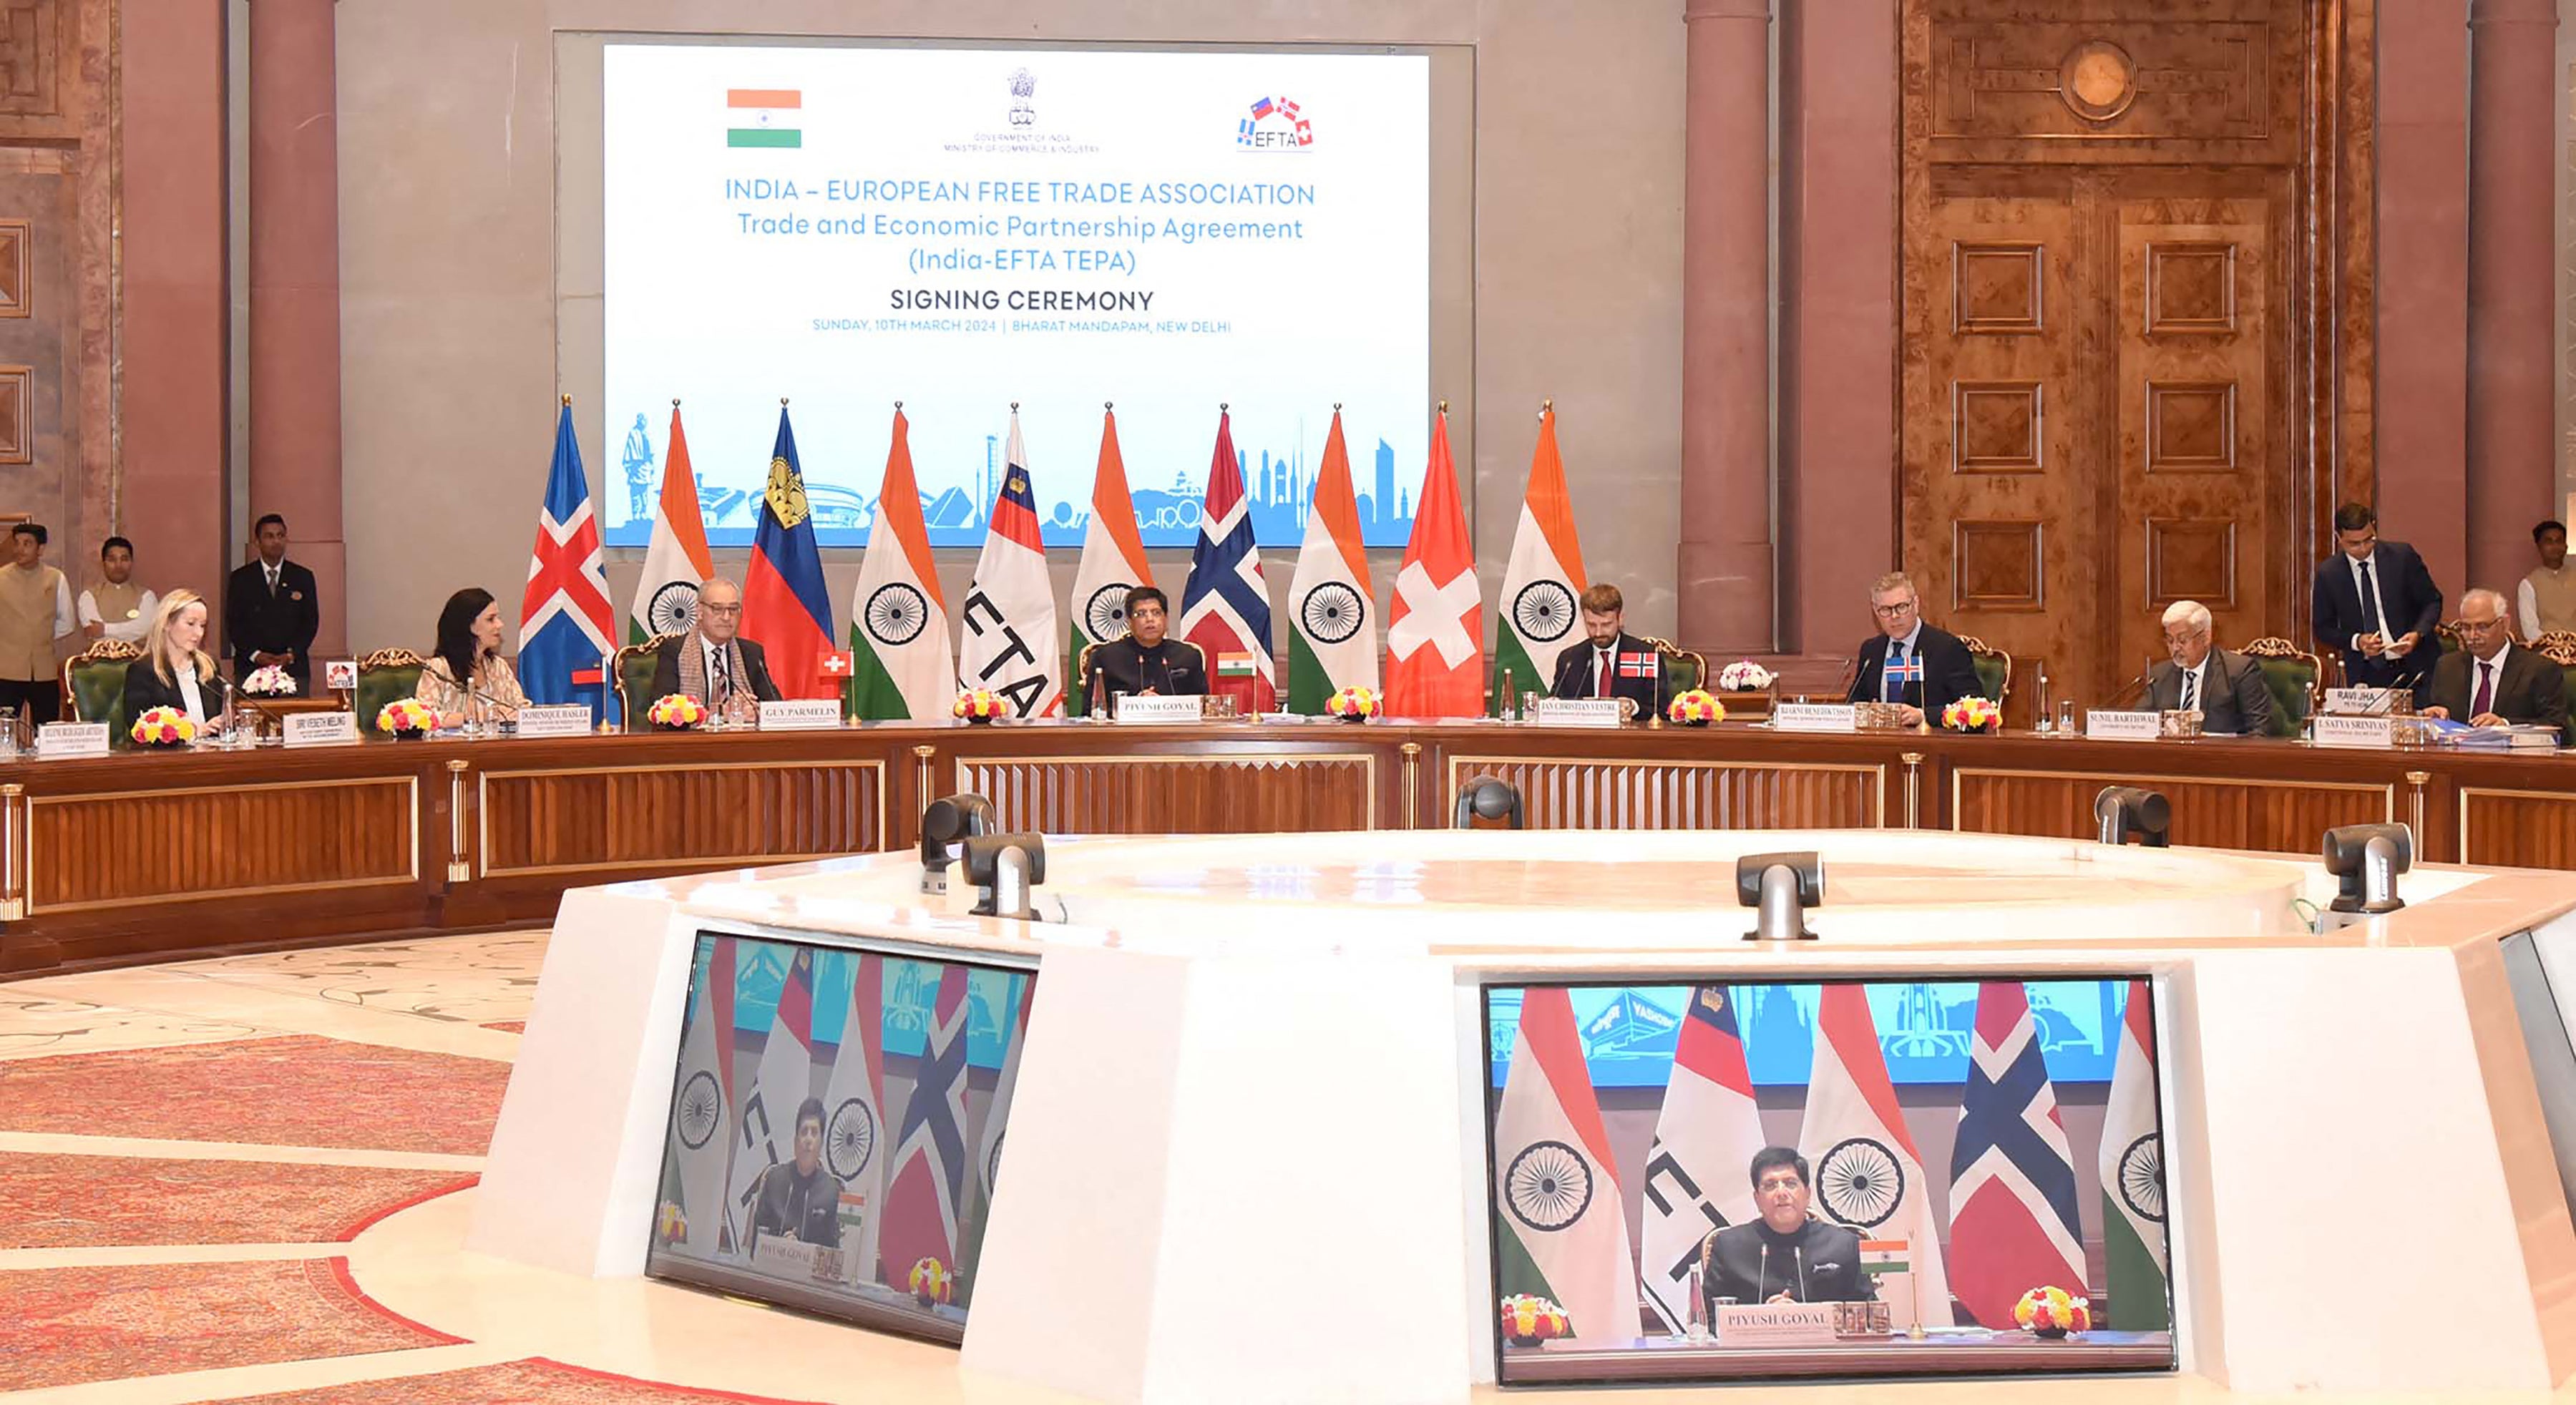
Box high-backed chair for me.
[62,638,145,743]
[617,633,680,731]
[2534,632,2576,745]
[1955,634,2013,708]
[354,648,426,736]
[1638,635,1707,697]
[2239,637,2322,739]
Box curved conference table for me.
[4,715,2572,972]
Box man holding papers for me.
[1699,1147,1878,1311]
[2417,588,2567,734]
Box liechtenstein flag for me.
[742,403,837,700]
[519,398,616,714]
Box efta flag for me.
[519,399,618,713]
[743,405,839,700]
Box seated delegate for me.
[1085,586,1205,702]
[119,589,228,733]
[412,587,529,725]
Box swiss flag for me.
[1384,408,1483,717]
[819,650,854,679]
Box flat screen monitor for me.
[1481,976,2175,1385]
[647,929,1036,1344]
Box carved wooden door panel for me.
[1897,0,2358,721]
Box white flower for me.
[1717,660,1775,690]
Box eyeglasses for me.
[701,602,743,616]
[2459,616,2505,633]
[1756,1176,1805,1194]
[1872,600,1917,618]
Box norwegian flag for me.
[1947,981,2087,1326]
[519,400,616,711]
[1176,408,1274,712]
[1618,650,1661,680]
[879,962,972,1283]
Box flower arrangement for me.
[1717,660,1776,691]
[1499,1294,1573,1346]
[1327,685,1380,721]
[654,1200,688,1243]
[953,689,1005,723]
[376,697,436,738]
[239,665,298,697]
[647,692,706,730]
[1941,695,2003,733]
[908,1255,955,1306]
[2014,1285,2092,1338]
[130,705,197,748]
[1667,688,1726,726]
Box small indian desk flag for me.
[728,89,801,147]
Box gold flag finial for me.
[1543,398,1553,413]
[560,393,572,406]
[1438,398,1449,414]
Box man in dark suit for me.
[1085,586,1206,705]
[1845,571,1982,727]
[223,513,320,695]
[2418,587,2569,734]
[2311,501,2443,690]
[648,577,781,720]
[2148,599,2275,736]
[1698,1146,1878,1313]
[1548,583,1664,719]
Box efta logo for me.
[1236,94,1314,150]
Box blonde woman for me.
[121,588,226,730]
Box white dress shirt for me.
[175,669,205,725]
[2468,642,2512,720]
[701,636,738,702]
[2348,552,2395,650]
[2175,652,2210,713]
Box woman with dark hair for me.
[414,587,527,725]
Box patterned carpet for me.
[0,1153,477,1248]
[218,1359,831,1403]
[0,1033,512,1154]
[0,1258,454,1390]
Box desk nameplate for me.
[1713,1303,1839,1348]
[34,723,108,760]
[1113,695,1205,725]
[1527,699,1624,728]
[2313,715,2395,749]
[282,712,360,748]
[514,705,592,739]
[2085,710,2160,741]
[758,700,844,732]
[1774,703,1858,733]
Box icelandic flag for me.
[1947,981,2087,1327]
[519,400,616,713]
[743,405,839,701]
[1885,652,1926,686]
[880,961,972,1283]
[1177,409,1275,713]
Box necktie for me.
[1883,641,1906,703]
[2358,559,2383,636]
[1594,650,1609,699]
[2180,667,2198,713]
[2474,660,2494,720]
[713,647,733,705]
[265,566,278,595]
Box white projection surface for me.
[601,44,1432,549]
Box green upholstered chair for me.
[617,634,679,731]
[1640,635,1707,697]
[1956,634,2013,708]
[2239,637,2321,739]
[354,648,426,736]
[2535,632,2576,745]
[62,639,145,744]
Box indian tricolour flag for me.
[1286,408,1377,712]
[2099,979,2169,1328]
[1068,407,1151,715]
[1491,404,1586,714]
[728,89,801,148]
[1494,987,1641,1344]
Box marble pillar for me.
[2467,0,2559,597]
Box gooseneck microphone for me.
[1758,1243,1769,1303]
[1795,1245,1808,1303]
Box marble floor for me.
[0,932,2565,1404]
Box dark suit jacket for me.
[120,657,227,723]
[1699,1218,1878,1311]
[647,635,782,708]
[1549,632,1665,716]
[2147,647,2277,736]
[2311,542,2443,687]
[1846,623,1984,723]
[2417,643,2570,733]
[224,558,319,687]
[1085,637,1207,702]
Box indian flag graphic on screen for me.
[728,89,801,147]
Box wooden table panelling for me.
[1952,765,2395,848]
[953,749,1380,834]
[2460,788,2576,870]
[28,774,419,912]
[1443,753,1885,830]
[478,758,887,878]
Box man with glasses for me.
[1845,572,1981,727]
[648,577,781,722]
[2311,501,2442,690]
[2417,587,2566,734]
[2145,599,2274,735]
[1697,1146,1878,1313]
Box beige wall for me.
[336,1,1683,665]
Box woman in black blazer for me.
[121,588,227,732]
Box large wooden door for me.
[1899,1,2369,720]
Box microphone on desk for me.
[1831,653,1863,702]
[2109,665,2153,709]
[1758,1243,1769,1302]
[1795,1245,1808,1303]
